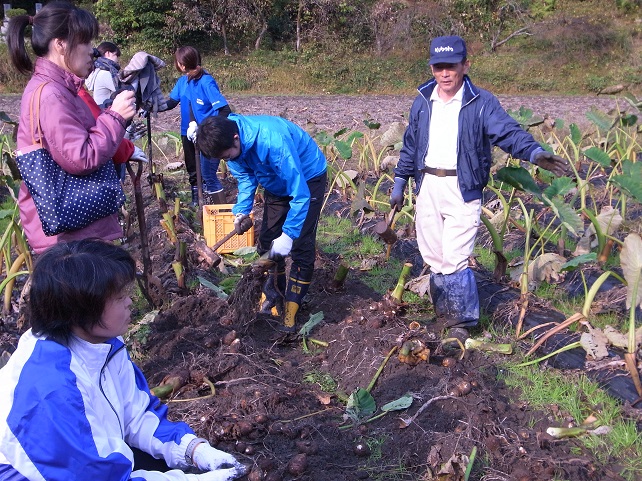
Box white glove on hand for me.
[187,121,198,143]
[192,443,245,474]
[269,232,293,259]
[233,213,253,235]
[187,468,243,481]
[129,146,148,163]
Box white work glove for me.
[186,468,243,481]
[129,146,148,163]
[192,443,246,476]
[269,232,293,259]
[233,213,253,235]
[187,121,198,143]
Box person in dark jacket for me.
[389,35,567,335]
[197,114,327,333]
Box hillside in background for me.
[0,0,641,96]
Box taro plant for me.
[619,233,642,398]
[0,204,32,318]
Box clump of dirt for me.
[137,255,626,481]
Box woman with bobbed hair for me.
[0,239,246,480]
[6,1,137,253]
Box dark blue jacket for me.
[394,75,543,202]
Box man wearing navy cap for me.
[390,35,567,337]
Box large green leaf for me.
[0,111,17,124]
[586,108,614,132]
[381,394,413,412]
[545,197,583,236]
[583,146,612,168]
[612,162,642,204]
[346,388,376,423]
[507,106,544,128]
[334,140,353,159]
[197,276,228,300]
[299,311,324,338]
[496,166,541,195]
[569,123,582,146]
[620,234,642,310]
[346,131,364,143]
[543,176,575,199]
[561,253,597,271]
[315,131,332,146]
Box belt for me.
[422,167,457,177]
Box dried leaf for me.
[604,325,628,349]
[579,328,609,360]
[528,253,567,284]
[620,234,642,309]
[380,122,406,149]
[380,155,399,170]
[405,274,431,299]
[316,393,332,405]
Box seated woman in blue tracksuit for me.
[0,239,245,481]
[196,114,328,333]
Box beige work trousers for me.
[416,173,481,275]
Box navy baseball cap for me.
[429,36,467,65]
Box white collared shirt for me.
[424,84,464,169]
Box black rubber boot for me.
[259,267,286,317]
[189,186,199,208]
[207,190,227,205]
[281,267,313,332]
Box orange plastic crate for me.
[203,204,255,253]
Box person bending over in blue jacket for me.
[0,239,245,481]
[197,114,328,334]
[390,36,568,337]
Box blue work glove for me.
[269,233,293,259]
[532,150,568,177]
[389,177,407,211]
[233,213,253,235]
[187,121,198,143]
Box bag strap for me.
[29,82,49,146]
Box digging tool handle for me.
[387,205,399,227]
[209,229,238,253]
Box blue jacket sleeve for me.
[395,96,424,184]
[484,96,542,162]
[229,162,259,217]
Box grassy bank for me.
[1,1,641,97]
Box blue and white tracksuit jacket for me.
[394,75,544,202]
[0,330,197,481]
[227,114,327,240]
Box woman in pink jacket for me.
[7,1,137,253]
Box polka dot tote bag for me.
[15,83,126,236]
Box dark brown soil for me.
[1,93,638,481]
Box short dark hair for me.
[197,116,239,159]
[7,1,99,75]
[28,239,136,344]
[96,41,121,58]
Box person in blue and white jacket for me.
[197,114,327,334]
[0,239,245,481]
[390,35,568,336]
